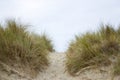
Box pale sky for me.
[0,0,120,52]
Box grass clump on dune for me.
[31,33,54,52]
[0,20,53,77]
[66,24,120,76]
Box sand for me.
[0,52,120,80]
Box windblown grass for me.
[31,33,54,52]
[66,24,120,76]
[0,20,53,77]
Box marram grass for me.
[66,24,120,76]
[0,20,54,77]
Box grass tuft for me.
[0,19,53,77]
[66,24,120,76]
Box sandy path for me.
[1,52,120,80]
[34,52,74,80]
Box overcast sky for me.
[0,0,120,52]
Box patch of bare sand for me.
[0,61,31,80]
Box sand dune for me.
[0,52,120,80]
